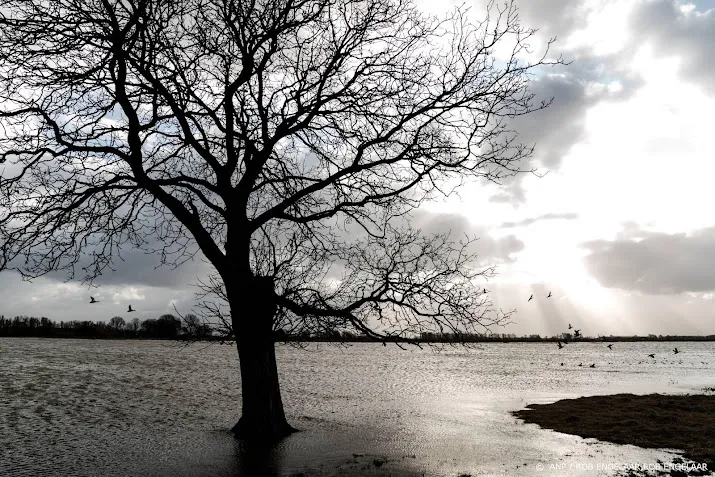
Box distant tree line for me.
[1,315,713,343]
[286,331,715,343]
[0,313,211,340]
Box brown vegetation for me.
[513,394,715,472]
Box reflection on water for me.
[1,339,714,476]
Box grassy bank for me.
[513,393,715,474]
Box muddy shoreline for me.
[513,393,715,475]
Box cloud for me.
[91,247,213,288]
[515,0,589,39]
[583,225,715,294]
[480,0,653,206]
[500,212,580,228]
[488,72,591,204]
[0,230,214,322]
[6,229,215,289]
[321,209,525,287]
[0,269,199,322]
[630,0,715,94]
[488,49,644,205]
[411,210,525,263]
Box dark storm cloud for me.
[630,0,715,94]
[499,212,579,228]
[583,226,715,294]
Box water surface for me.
[2,339,714,476]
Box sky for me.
[1,0,714,336]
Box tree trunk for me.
[229,276,296,441]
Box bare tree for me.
[0,0,564,440]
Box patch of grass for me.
[513,394,715,473]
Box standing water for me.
[1,338,714,476]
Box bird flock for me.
[87,287,692,362]
[527,291,686,367]
[89,297,136,314]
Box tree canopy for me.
[0,0,564,439]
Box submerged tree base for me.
[513,393,715,474]
[231,417,299,442]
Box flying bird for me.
[89,297,99,304]
[568,324,572,329]
[547,291,552,298]
[574,329,581,337]
[673,347,680,354]
[528,294,533,302]
[607,344,613,350]
[127,305,135,313]
[557,341,564,349]
[648,354,655,358]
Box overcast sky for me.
[1,0,714,336]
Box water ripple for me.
[1,339,714,476]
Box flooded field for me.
[1,338,714,476]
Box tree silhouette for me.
[0,0,563,440]
[181,313,209,338]
[109,316,126,330]
[157,314,182,338]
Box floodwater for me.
[1,339,714,477]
